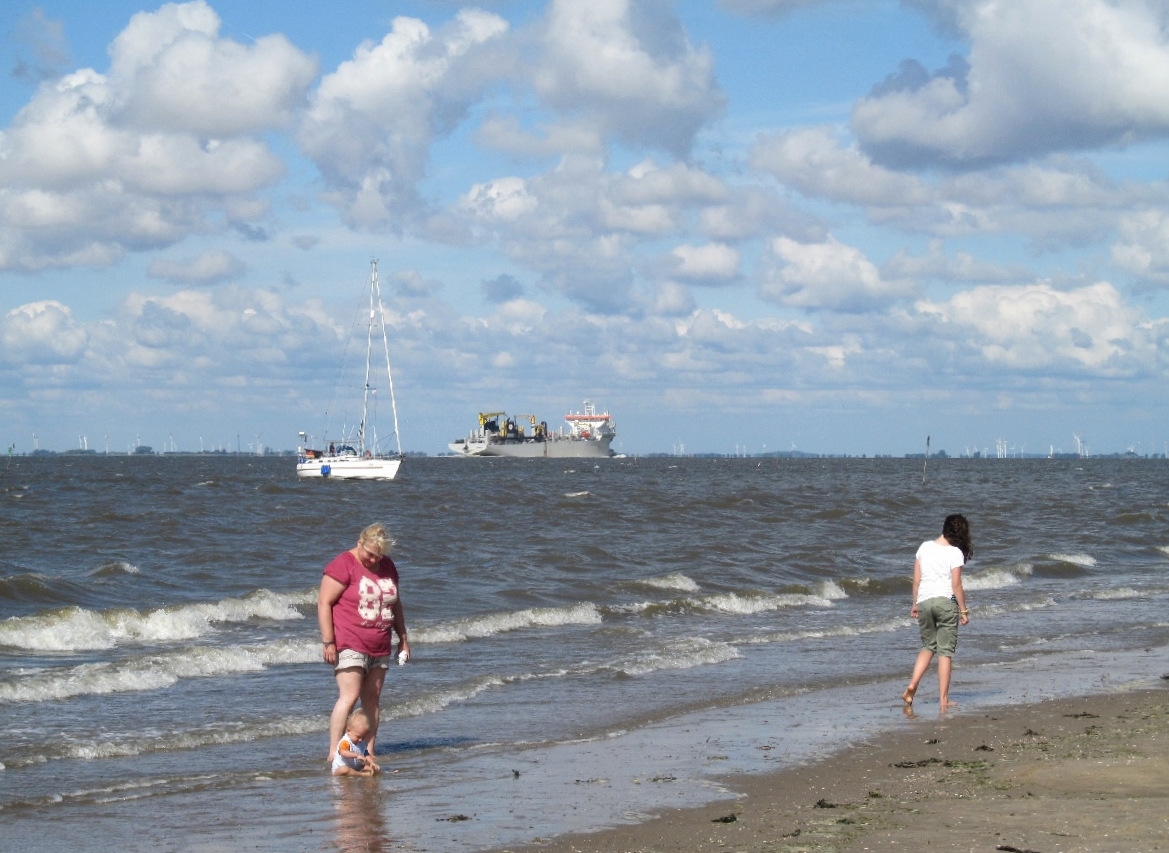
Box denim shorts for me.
[335,648,392,673]
[917,596,959,657]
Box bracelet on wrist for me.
[322,640,336,646]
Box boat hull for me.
[296,456,402,480]
[447,436,614,458]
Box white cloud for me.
[914,281,1163,374]
[882,240,1033,284]
[854,0,1169,166]
[533,0,725,156]
[0,2,313,272]
[653,281,696,316]
[463,176,539,224]
[1111,209,1169,285]
[148,249,246,284]
[669,243,741,283]
[750,127,1167,250]
[116,288,339,371]
[298,10,509,229]
[110,0,316,136]
[759,236,914,311]
[477,115,605,158]
[751,126,931,206]
[459,156,735,311]
[1,301,88,365]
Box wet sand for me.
[497,686,1169,853]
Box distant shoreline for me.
[9,449,1168,460]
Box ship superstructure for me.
[449,401,616,458]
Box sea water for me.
[1,456,1167,852]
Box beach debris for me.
[892,758,943,768]
[996,846,1041,853]
[813,798,839,808]
[837,817,856,825]
[782,828,801,838]
[512,769,520,778]
[1023,728,1041,736]
[975,744,995,751]
[925,738,939,744]
[866,791,883,799]
[574,778,608,785]
[439,814,472,822]
[1063,711,1098,718]
[649,775,677,783]
[711,813,738,823]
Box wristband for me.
[322,640,336,646]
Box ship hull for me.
[296,456,402,479]
[448,436,614,458]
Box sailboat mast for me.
[373,265,403,458]
[360,260,377,455]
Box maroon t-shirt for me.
[324,551,400,656]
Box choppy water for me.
[1,456,1167,852]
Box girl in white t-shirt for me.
[902,514,973,709]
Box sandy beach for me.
[499,685,1169,853]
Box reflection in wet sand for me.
[332,777,394,853]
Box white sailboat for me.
[297,260,403,480]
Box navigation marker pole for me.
[922,435,930,485]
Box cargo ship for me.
[448,401,616,458]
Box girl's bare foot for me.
[901,686,917,705]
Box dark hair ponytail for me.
[942,514,973,561]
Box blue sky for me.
[1,0,1167,456]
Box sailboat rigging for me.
[296,260,403,480]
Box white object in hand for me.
[398,650,408,666]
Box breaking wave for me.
[0,590,314,652]
[0,639,317,703]
[964,564,1033,591]
[633,573,700,593]
[1048,553,1097,567]
[415,602,602,644]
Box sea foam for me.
[0,589,312,652]
[1048,552,1097,567]
[634,573,700,593]
[748,617,907,645]
[964,563,1033,591]
[613,637,740,677]
[698,591,834,615]
[1091,587,1142,600]
[415,602,602,644]
[0,639,318,704]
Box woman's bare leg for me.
[937,655,955,708]
[904,648,934,704]
[329,668,364,761]
[359,667,388,756]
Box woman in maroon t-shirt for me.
[318,523,411,763]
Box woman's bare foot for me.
[901,686,917,705]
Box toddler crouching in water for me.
[332,709,380,776]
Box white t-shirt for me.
[915,539,964,603]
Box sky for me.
[1,0,1167,457]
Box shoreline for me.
[493,684,1169,853]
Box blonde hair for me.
[358,523,395,556]
[348,708,370,728]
